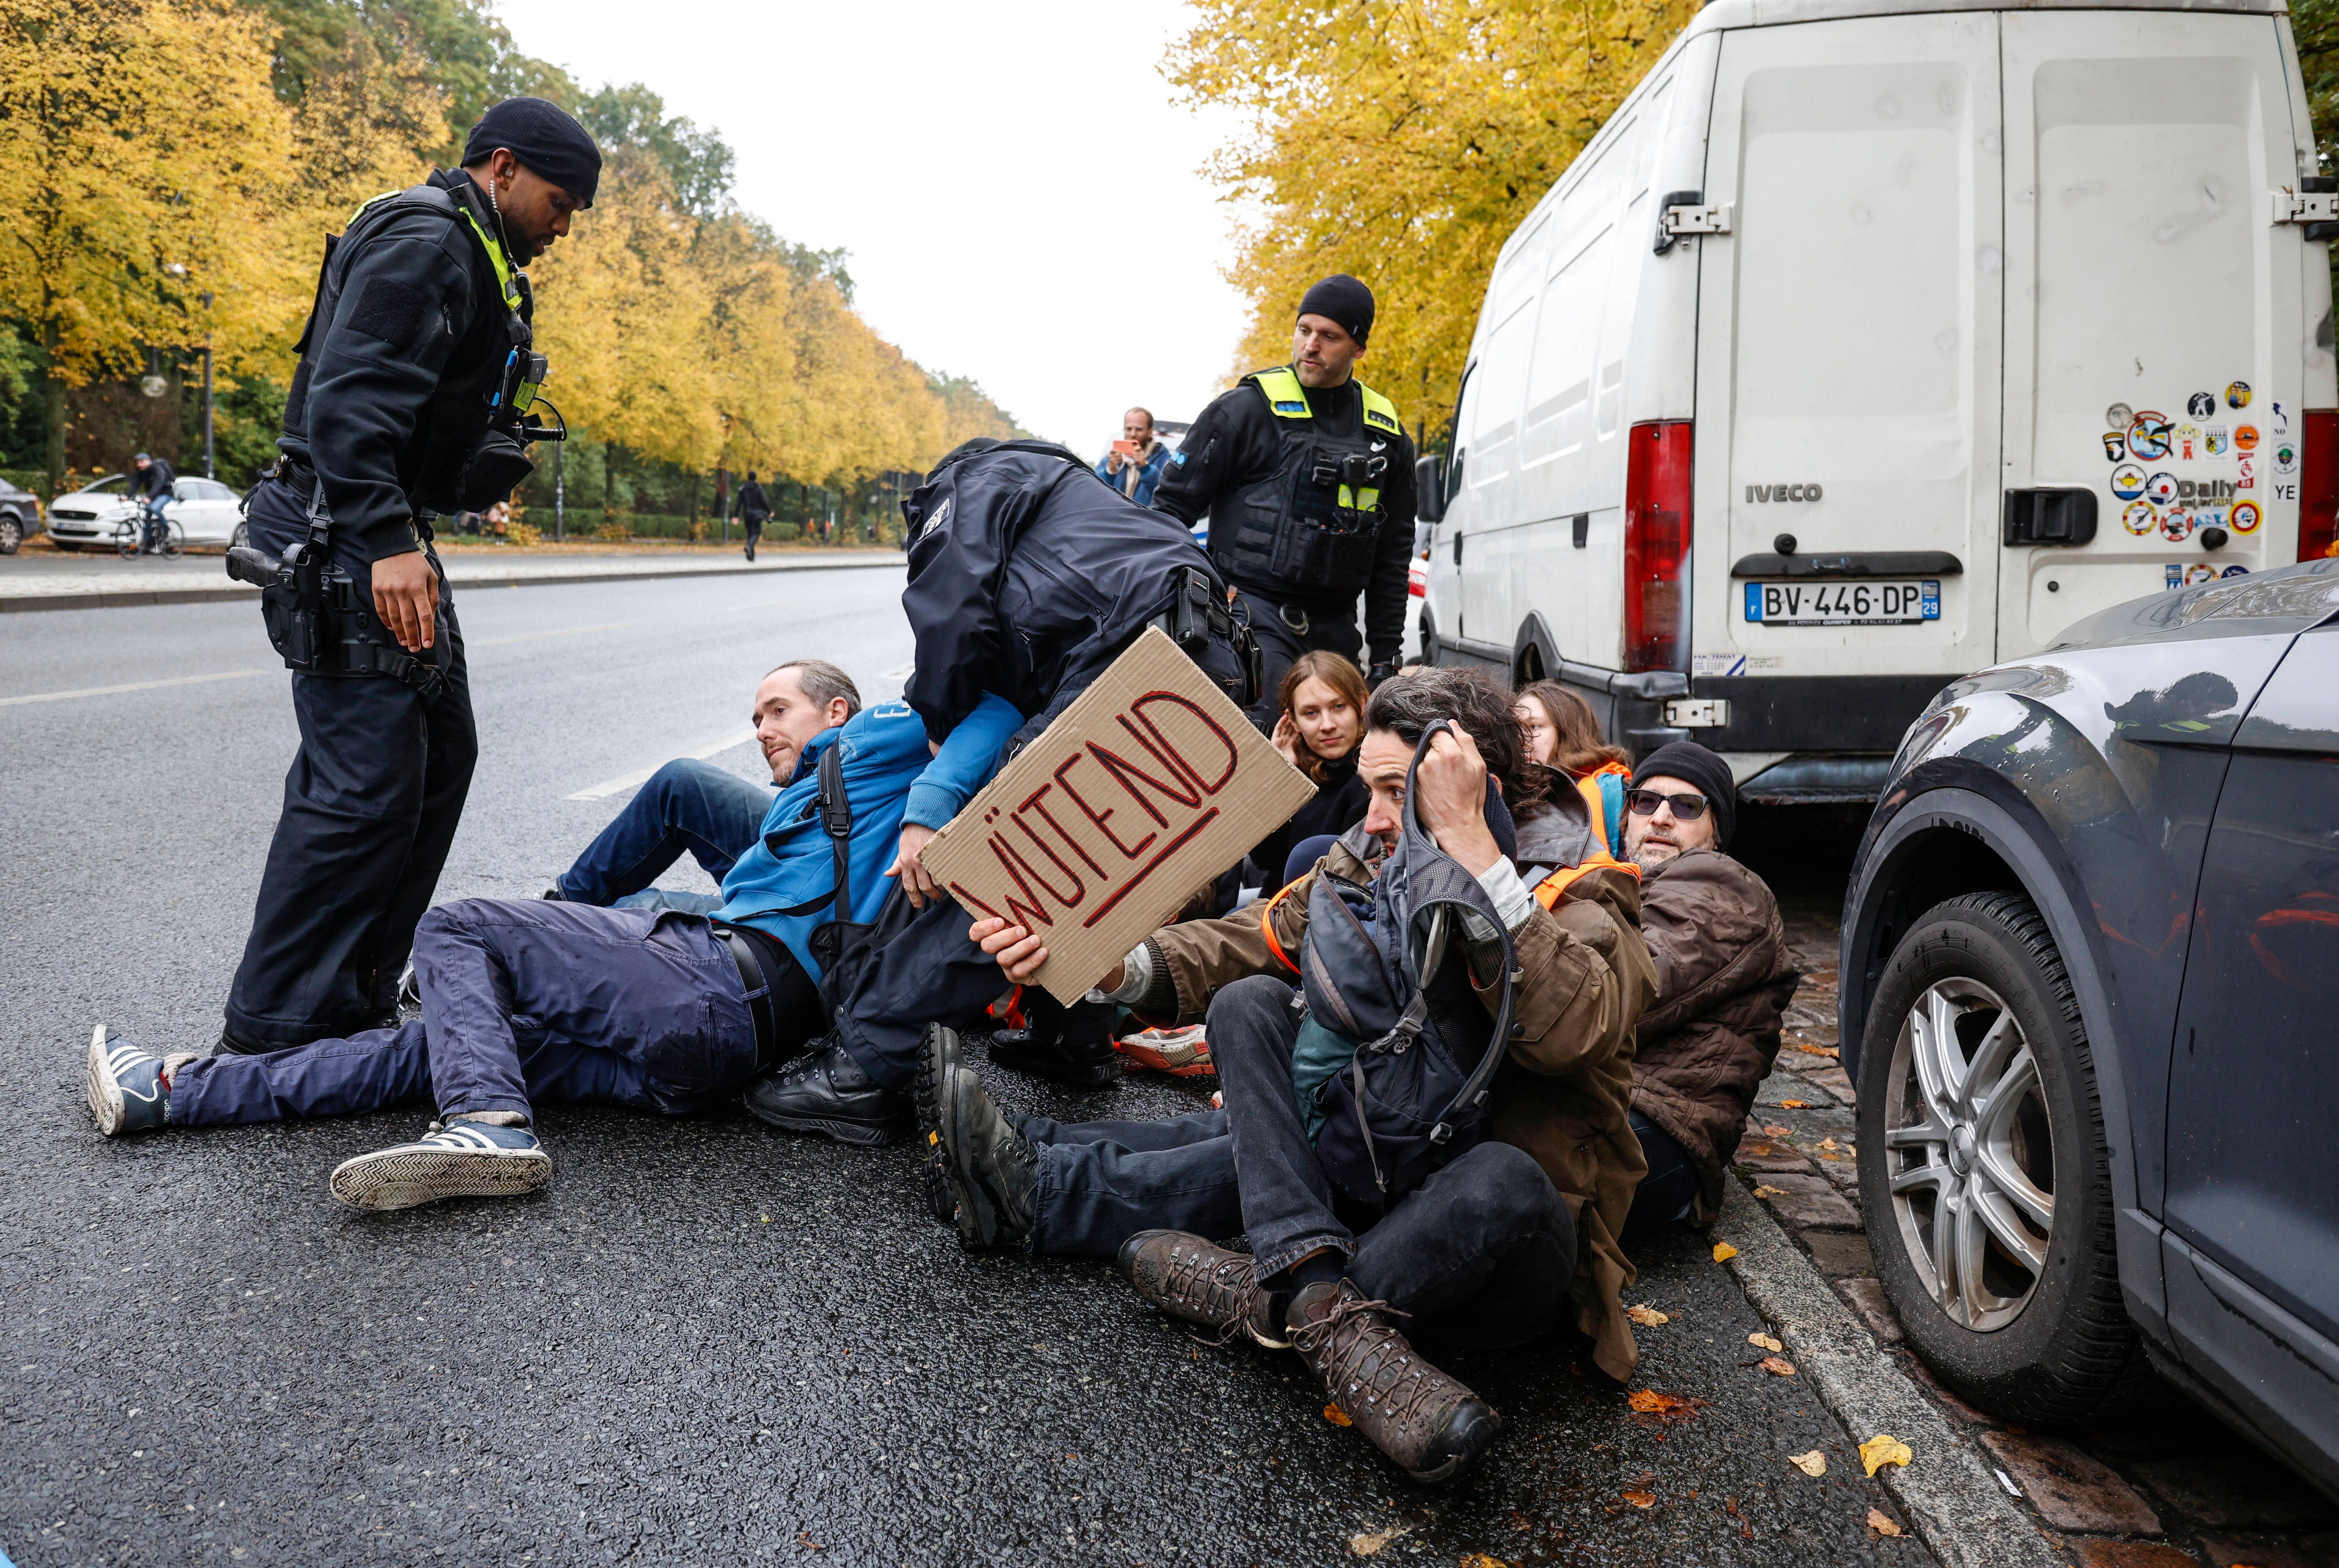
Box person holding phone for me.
[1094,407,1171,506]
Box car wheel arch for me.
[1843,781,2147,1243]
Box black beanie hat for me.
[1298,274,1375,347]
[463,97,603,208]
[1632,740,1738,851]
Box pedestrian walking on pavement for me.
[1152,274,1418,728]
[739,470,771,560]
[218,97,600,1057]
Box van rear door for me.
[1689,12,2006,702]
[1999,10,2311,656]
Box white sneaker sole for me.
[86,1024,124,1136]
[328,1144,551,1211]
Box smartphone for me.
[1112,439,1138,456]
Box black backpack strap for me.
[819,742,852,922]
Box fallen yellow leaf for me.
[1780,1099,1811,1109]
[1458,1557,1511,1568]
[1348,1525,1407,1555]
[1627,1303,1670,1326]
[1713,1241,1739,1262]
[1621,1490,1656,1508]
[1860,1434,1914,1476]
[1627,1388,1686,1414]
[1753,1184,1787,1198]
[1867,1509,1903,1537]
[1764,1124,1794,1137]
[1760,1355,1798,1377]
[1323,1403,1353,1427]
[1818,1137,1840,1151]
[1788,1450,1827,1477]
[1748,1332,1783,1351]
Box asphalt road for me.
[1,571,1925,1566]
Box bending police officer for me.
[1152,274,1417,725]
[219,98,599,1054]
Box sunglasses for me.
[1626,788,1710,822]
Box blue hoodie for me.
[714,692,1020,981]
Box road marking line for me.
[471,621,632,648]
[564,728,758,801]
[0,669,264,707]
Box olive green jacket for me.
[1142,838,1658,1382]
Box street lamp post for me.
[200,291,214,479]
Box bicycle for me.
[114,497,181,560]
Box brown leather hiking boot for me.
[1287,1280,1502,1483]
[1117,1230,1290,1349]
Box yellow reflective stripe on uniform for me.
[1251,366,1314,419]
[454,207,521,311]
[1358,380,1402,433]
[347,189,405,224]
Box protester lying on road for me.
[1613,740,1800,1242]
[918,668,1655,1484]
[83,688,1021,1209]
[546,659,859,914]
[739,437,1256,1143]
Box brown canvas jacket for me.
[1629,849,1801,1221]
[1145,838,1658,1381]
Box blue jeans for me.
[557,758,772,908]
[1212,974,1578,1350]
[171,900,776,1126]
[1020,1108,1243,1258]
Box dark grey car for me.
[0,475,38,554]
[1840,559,2339,1495]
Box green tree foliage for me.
[574,84,734,220]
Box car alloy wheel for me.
[0,515,20,554]
[1884,976,2056,1332]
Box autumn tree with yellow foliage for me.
[1171,0,1696,441]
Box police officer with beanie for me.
[1153,274,1416,724]
[218,98,599,1054]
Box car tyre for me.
[1856,889,2155,1424]
[0,514,19,554]
[230,519,249,551]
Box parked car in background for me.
[1419,0,2337,808]
[0,475,39,554]
[1840,558,2339,1497]
[45,473,245,551]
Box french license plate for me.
[1744,579,1939,626]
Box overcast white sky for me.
[495,0,1259,454]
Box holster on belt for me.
[1152,566,1261,706]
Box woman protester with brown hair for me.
[1515,680,1633,857]
[1249,651,1372,888]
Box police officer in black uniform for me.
[1153,275,1417,725]
[741,438,1254,1142]
[219,99,600,1054]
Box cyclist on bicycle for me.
[131,451,176,554]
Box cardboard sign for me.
[921,627,1318,1004]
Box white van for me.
[1417,0,2338,802]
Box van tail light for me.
[2301,409,2339,561]
[1623,420,1693,672]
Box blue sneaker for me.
[328,1120,551,1211]
[87,1025,170,1136]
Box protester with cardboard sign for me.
[738,439,1262,1143]
[919,669,1657,1484]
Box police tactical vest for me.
[1211,367,1404,600]
[281,177,540,514]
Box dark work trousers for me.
[742,517,764,561]
[224,476,477,1051]
[1622,1109,1700,1243]
[1212,974,1579,1351]
[830,630,1251,1089]
[174,900,813,1125]
[1233,587,1362,732]
[555,758,773,906]
[1017,1107,1243,1258]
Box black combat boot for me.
[741,1037,902,1146]
[1117,1230,1290,1349]
[930,1050,1037,1249]
[987,991,1119,1089]
[1287,1280,1503,1484]
[916,1024,964,1226]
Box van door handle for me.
[2002,489,2098,547]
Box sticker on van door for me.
[2275,442,2300,476]
[2107,403,2135,430]
[2189,392,2217,419]
[2227,381,2252,409]
[2205,426,2229,456]
[2144,472,2179,505]
[2122,501,2159,535]
[2230,501,2262,534]
[2160,507,2196,542]
[2234,425,2260,451]
[2103,433,2129,462]
[2129,412,2173,460]
[2111,464,2148,499]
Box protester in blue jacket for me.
[81,668,1020,1215]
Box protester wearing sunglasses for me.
[1615,742,1800,1248]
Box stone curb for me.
[1715,1179,2067,1568]
[0,553,904,614]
